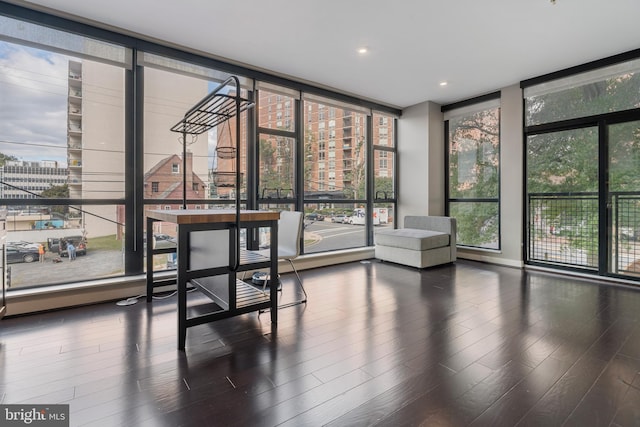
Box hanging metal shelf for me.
[168,76,253,201]
[170,91,253,135]
[168,75,252,272]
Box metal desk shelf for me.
[146,209,279,350]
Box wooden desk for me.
[146,209,280,350]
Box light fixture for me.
[439,81,448,86]
[358,47,368,54]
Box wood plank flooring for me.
[1,259,640,426]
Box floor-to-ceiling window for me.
[140,53,252,271]
[0,15,129,289]
[444,95,501,250]
[524,56,640,279]
[303,97,372,253]
[372,112,397,234]
[0,8,400,299]
[256,85,298,217]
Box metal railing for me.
[528,192,640,277]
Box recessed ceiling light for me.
[358,47,368,54]
[439,81,448,86]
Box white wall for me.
[397,101,444,226]
[398,85,524,268]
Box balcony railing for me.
[528,192,640,277]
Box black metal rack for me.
[170,86,253,135]
[170,76,253,270]
[145,76,281,350]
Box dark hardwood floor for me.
[1,259,640,426]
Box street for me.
[6,221,395,289]
[7,250,124,289]
[303,220,393,253]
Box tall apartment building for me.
[67,59,208,237]
[67,61,83,198]
[213,91,392,200]
[302,102,367,198]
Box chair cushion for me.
[375,228,450,251]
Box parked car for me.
[5,244,39,263]
[331,214,348,223]
[8,241,40,250]
[620,227,635,241]
[47,235,87,257]
[306,212,325,221]
[143,233,177,250]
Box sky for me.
[0,41,69,165]
[0,40,226,171]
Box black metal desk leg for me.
[270,220,278,324]
[146,217,154,303]
[177,225,187,350]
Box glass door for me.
[608,120,640,277]
[527,127,599,269]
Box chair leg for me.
[276,259,307,309]
[259,259,307,313]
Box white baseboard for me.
[6,247,376,316]
[457,252,524,269]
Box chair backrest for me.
[278,210,303,260]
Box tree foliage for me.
[40,184,69,199]
[40,184,69,216]
[448,107,500,247]
[0,153,17,166]
[526,70,640,259]
[259,137,293,197]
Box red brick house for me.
[143,152,206,203]
[116,152,207,240]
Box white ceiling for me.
[12,0,640,109]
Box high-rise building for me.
[67,58,209,237]
[213,92,392,200]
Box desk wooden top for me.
[147,209,280,224]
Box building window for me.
[373,111,396,224]
[445,98,501,250]
[172,164,179,174]
[152,182,159,193]
[379,151,388,170]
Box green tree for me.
[526,74,640,125]
[40,184,69,199]
[40,184,70,216]
[374,176,393,198]
[0,153,17,166]
[259,137,294,197]
[448,107,500,247]
[526,72,640,263]
[351,136,366,199]
[259,138,278,196]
